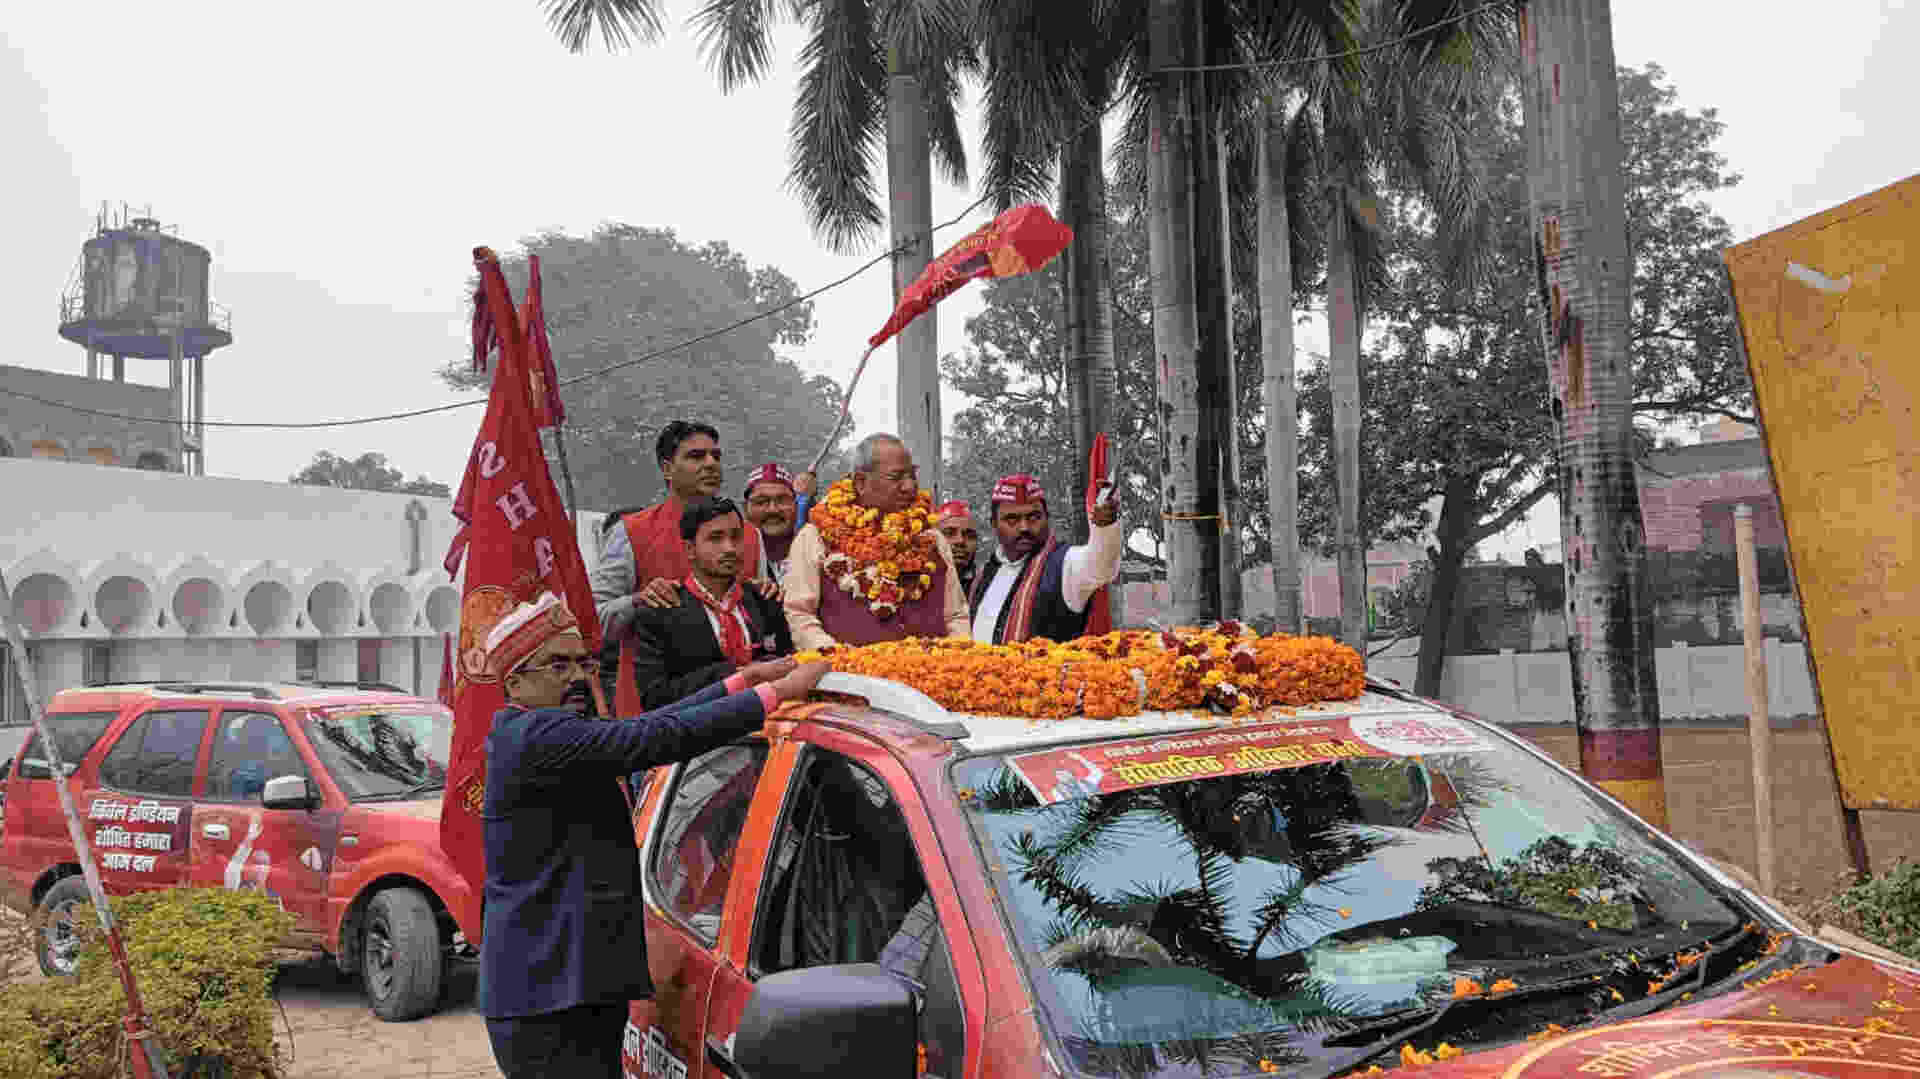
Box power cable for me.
[2,3,1496,432]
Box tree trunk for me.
[887,48,941,498]
[1326,186,1367,652]
[1518,0,1667,828]
[1258,95,1302,635]
[1204,106,1242,621]
[1146,0,1216,625]
[1059,120,1116,545]
[1415,474,1476,696]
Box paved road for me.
[273,960,496,1079]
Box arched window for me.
[0,436,14,457]
[135,451,170,471]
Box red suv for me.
[0,680,476,1022]
[622,672,1918,1079]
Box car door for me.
[624,738,791,1079]
[702,731,975,1079]
[187,706,338,936]
[84,707,208,893]
[0,709,119,896]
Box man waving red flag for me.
[440,247,602,905]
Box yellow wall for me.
[1724,173,1920,811]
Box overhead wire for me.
[0,2,1501,433]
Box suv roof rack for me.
[815,672,969,740]
[126,682,282,700]
[293,680,410,694]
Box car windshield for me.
[304,707,450,801]
[952,712,1753,1077]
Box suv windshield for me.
[953,713,1752,1076]
[305,707,450,801]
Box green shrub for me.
[1828,861,1920,962]
[0,886,295,1078]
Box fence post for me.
[1735,503,1776,895]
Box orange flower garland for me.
[796,624,1365,720]
[809,477,943,620]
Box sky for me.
[4,2,1914,558]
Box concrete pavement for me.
[273,960,497,1079]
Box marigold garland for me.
[809,477,943,620]
[795,622,1365,720]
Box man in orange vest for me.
[592,421,769,644]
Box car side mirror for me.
[262,775,316,811]
[732,964,917,1078]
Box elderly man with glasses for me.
[477,591,827,1078]
[782,432,971,649]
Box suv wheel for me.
[35,875,92,977]
[361,886,444,1021]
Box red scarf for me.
[686,575,751,667]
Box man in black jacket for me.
[478,590,827,1077]
[617,495,796,710]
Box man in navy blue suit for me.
[477,591,828,1077]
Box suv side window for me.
[98,710,209,797]
[18,712,118,779]
[204,712,310,802]
[647,743,768,943]
[753,752,965,1079]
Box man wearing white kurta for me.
[968,473,1123,645]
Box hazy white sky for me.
[3,2,1913,550]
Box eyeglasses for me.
[520,654,600,678]
[866,468,919,485]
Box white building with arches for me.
[1,455,606,721]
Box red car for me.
[0,680,475,1021]
[622,672,1920,1079]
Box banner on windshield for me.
[1006,713,1492,806]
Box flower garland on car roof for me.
[794,623,1366,720]
[811,477,942,620]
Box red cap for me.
[743,463,795,499]
[991,474,1047,506]
[936,500,973,523]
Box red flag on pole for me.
[1083,432,1115,636]
[811,205,1074,475]
[439,247,602,905]
[868,204,1074,348]
[519,254,566,428]
[436,632,454,708]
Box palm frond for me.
[542,0,665,53]
[786,0,888,252]
[923,62,972,188]
[689,0,783,91]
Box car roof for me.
[810,672,1456,757]
[49,681,436,711]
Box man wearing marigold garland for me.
[970,472,1122,644]
[784,433,971,649]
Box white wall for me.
[2,457,597,712]
[1370,639,1819,725]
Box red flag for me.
[1084,432,1115,636]
[440,247,603,907]
[519,254,566,428]
[869,204,1073,348]
[436,632,454,708]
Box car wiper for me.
[1577,922,1757,1027]
[1299,975,1596,1079]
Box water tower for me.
[56,204,234,475]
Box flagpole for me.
[549,424,580,525]
[811,344,878,475]
[0,570,169,1079]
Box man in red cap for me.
[936,499,982,602]
[970,472,1122,644]
[741,462,817,585]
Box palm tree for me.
[1308,0,1510,651]
[1513,0,1667,827]
[540,0,975,497]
